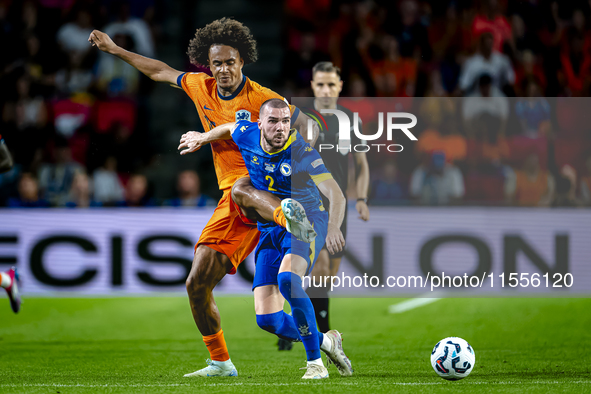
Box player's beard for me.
[263,130,287,150]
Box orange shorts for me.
[196,188,259,274]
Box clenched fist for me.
[88,30,117,54]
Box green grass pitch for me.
[1,296,590,393]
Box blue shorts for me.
[252,211,328,290]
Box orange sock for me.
[203,330,230,362]
[273,206,286,228]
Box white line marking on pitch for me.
[388,296,441,314]
[203,381,591,387]
[1,381,590,388]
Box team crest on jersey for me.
[235,110,251,121]
[264,163,276,172]
[280,163,292,176]
[251,156,260,165]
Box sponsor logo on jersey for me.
[204,105,214,111]
[264,163,276,172]
[311,159,324,168]
[235,110,251,121]
[251,156,260,165]
[305,146,313,152]
[280,163,292,176]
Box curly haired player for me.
[89,18,319,377]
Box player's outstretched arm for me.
[317,178,346,255]
[178,122,236,155]
[0,137,14,173]
[88,30,182,85]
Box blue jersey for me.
[231,120,332,230]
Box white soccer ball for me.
[430,337,475,380]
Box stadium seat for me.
[93,100,137,134]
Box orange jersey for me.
[178,72,299,190]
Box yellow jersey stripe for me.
[311,172,333,186]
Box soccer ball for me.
[430,337,475,380]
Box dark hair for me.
[187,18,258,66]
[260,98,288,117]
[312,61,341,78]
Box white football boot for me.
[301,362,329,379]
[281,199,317,243]
[322,330,354,376]
[183,359,238,377]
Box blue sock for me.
[256,311,299,341]
[277,272,321,361]
[256,310,325,345]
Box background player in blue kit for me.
[178,98,353,379]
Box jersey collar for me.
[262,130,297,155]
[217,75,246,101]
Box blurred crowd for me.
[0,0,590,208]
[284,0,591,207]
[0,0,195,208]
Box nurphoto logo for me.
[308,109,418,153]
